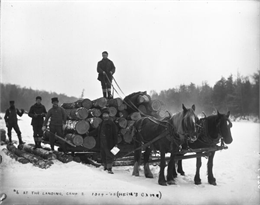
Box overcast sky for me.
[1,0,259,100]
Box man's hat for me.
[51,97,59,103]
[102,51,108,55]
[101,108,110,115]
[9,100,15,104]
[36,96,42,100]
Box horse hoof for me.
[209,181,217,186]
[159,182,167,186]
[167,180,176,185]
[195,181,202,185]
[145,174,153,178]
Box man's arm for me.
[28,106,35,118]
[43,109,51,127]
[61,107,67,124]
[111,61,116,75]
[4,109,9,124]
[97,62,103,73]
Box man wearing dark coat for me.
[89,108,118,174]
[28,96,47,149]
[97,51,116,99]
[42,97,67,152]
[4,101,25,144]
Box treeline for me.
[150,71,259,117]
[1,83,78,112]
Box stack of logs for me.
[2,143,73,168]
[58,92,169,149]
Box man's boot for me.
[107,164,114,174]
[108,89,113,99]
[18,135,24,145]
[8,136,12,144]
[38,141,42,148]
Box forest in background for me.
[0,84,78,112]
[1,71,259,117]
[150,71,259,117]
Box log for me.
[118,110,128,118]
[89,108,102,117]
[70,107,89,120]
[137,94,150,104]
[127,120,136,128]
[123,130,133,143]
[7,144,53,169]
[107,98,123,107]
[52,150,73,163]
[2,148,30,164]
[151,100,163,112]
[92,97,107,108]
[130,112,141,121]
[61,102,76,109]
[157,109,170,119]
[83,136,96,149]
[138,104,148,114]
[81,98,93,109]
[118,103,127,111]
[117,118,127,128]
[21,144,54,159]
[87,117,102,129]
[65,133,84,146]
[65,120,90,135]
[108,106,117,117]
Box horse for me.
[131,104,199,186]
[173,111,233,185]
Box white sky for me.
[1,0,259,99]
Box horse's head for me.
[181,104,199,142]
[216,111,233,144]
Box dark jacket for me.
[4,107,24,125]
[43,106,67,127]
[97,58,116,82]
[28,103,47,126]
[99,119,118,150]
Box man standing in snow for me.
[4,101,25,144]
[97,51,116,99]
[42,97,67,152]
[98,108,118,174]
[28,96,47,149]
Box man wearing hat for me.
[28,96,47,149]
[97,51,116,99]
[4,101,25,144]
[42,97,67,152]
[98,108,118,174]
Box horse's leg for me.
[177,158,185,176]
[194,153,202,185]
[207,151,217,185]
[158,149,167,186]
[166,152,176,185]
[143,147,153,178]
[132,141,141,177]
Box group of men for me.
[3,50,118,174]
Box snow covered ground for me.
[0,113,259,205]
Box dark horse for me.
[173,111,233,185]
[132,104,198,186]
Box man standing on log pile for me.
[28,96,47,149]
[4,101,25,145]
[42,97,67,152]
[97,51,116,99]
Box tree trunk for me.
[117,118,127,128]
[151,99,163,112]
[130,112,141,121]
[107,98,123,107]
[21,144,54,159]
[138,104,148,114]
[2,148,30,164]
[69,108,89,120]
[87,117,102,129]
[7,144,53,169]
[52,150,73,163]
[65,133,84,146]
[92,97,107,108]
[64,120,90,135]
[108,107,117,117]
[89,108,102,117]
[81,98,93,109]
[83,136,96,149]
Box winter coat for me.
[43,106,67,127]
[4,107,24,125]
[28,103,47,126]
[98,119,118,150]
[97,58,116,82]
